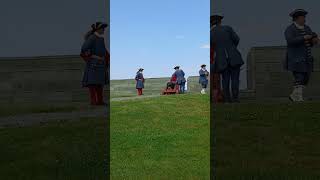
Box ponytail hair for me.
[84,24,96,40]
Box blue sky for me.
[110,0,209,80]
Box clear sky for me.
[0,0,109,57]
[212,0,320,89]
[110,0,210,80]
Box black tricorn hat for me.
[174,66,180,69]
[290,9,308,18]
[201,64,206,68]
[211,14,224,25]
[92,22,108,31]
[138,68,144,71]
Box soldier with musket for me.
[211,14,244,103]
[285,9,319,102]
[80,22,109,106]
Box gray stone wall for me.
[247,46,320,99]
[187,76,210,93]
[0,56,95,104]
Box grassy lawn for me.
[214,102,320,179]
[0,117,107,180]
[0,103,90,117]
[111,94,210,179]
[0,94,209,179]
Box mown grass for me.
[0,117,107,180]
[213,102,320,179]
[0,94,209,179]
[111,94,210,179]
[0,103,86,117]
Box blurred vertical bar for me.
[106,0,110,179]
[210,0,214,179]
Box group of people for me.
[210,8,319,103]
[135,64,210,96]
[78,8,318,105]
[78,21,209,105]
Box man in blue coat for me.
[135,68,145,96]
[81,22,108,106]
[173,66,186,94]
[211,14,244,103]
[285,9,319,102]
[199,64,209,94]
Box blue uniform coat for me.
[199,69,209,85]
[135,72,144,89]
[211,25,244,72]
[173,69,186,85]
[284,23,317,72]
[81,34,107,87]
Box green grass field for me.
[3,94,320,179]
[0,117,107,180]
[0,94,210,179]
[214,102,320,179]
[0,103,91,117]
[111,94,210,179]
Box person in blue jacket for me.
[173,66,186,94]
[80,22,108,106]
[211,14,244,103]
[199,64,209,94]
[285,9,319,102]
[135,68,145,95]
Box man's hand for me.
[312,37,319,45]
[304,35,313,40]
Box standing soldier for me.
[173,66,186,94]
[80,22,109,106]
[199,64,209,94]
[285,9,319,102]
[210,15,224,103]
[211,14,244,103]
[135,68,145,96]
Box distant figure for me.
[199,64,209,94]
[173,66,186,94]
[285,9,319,102]
[135,68,145,96]
[80,22,109,106]
[211,14,244,103]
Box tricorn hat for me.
[138,68,144,71]
[211,14,224,25]
[92,22,108,31]
[201,64,206,68]
[290,9,308,18]
[174,66,180,69]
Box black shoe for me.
[232,99,240,103]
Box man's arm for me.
[228,26,240,46]
[285,26,306,46]
[80,36,95,61]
